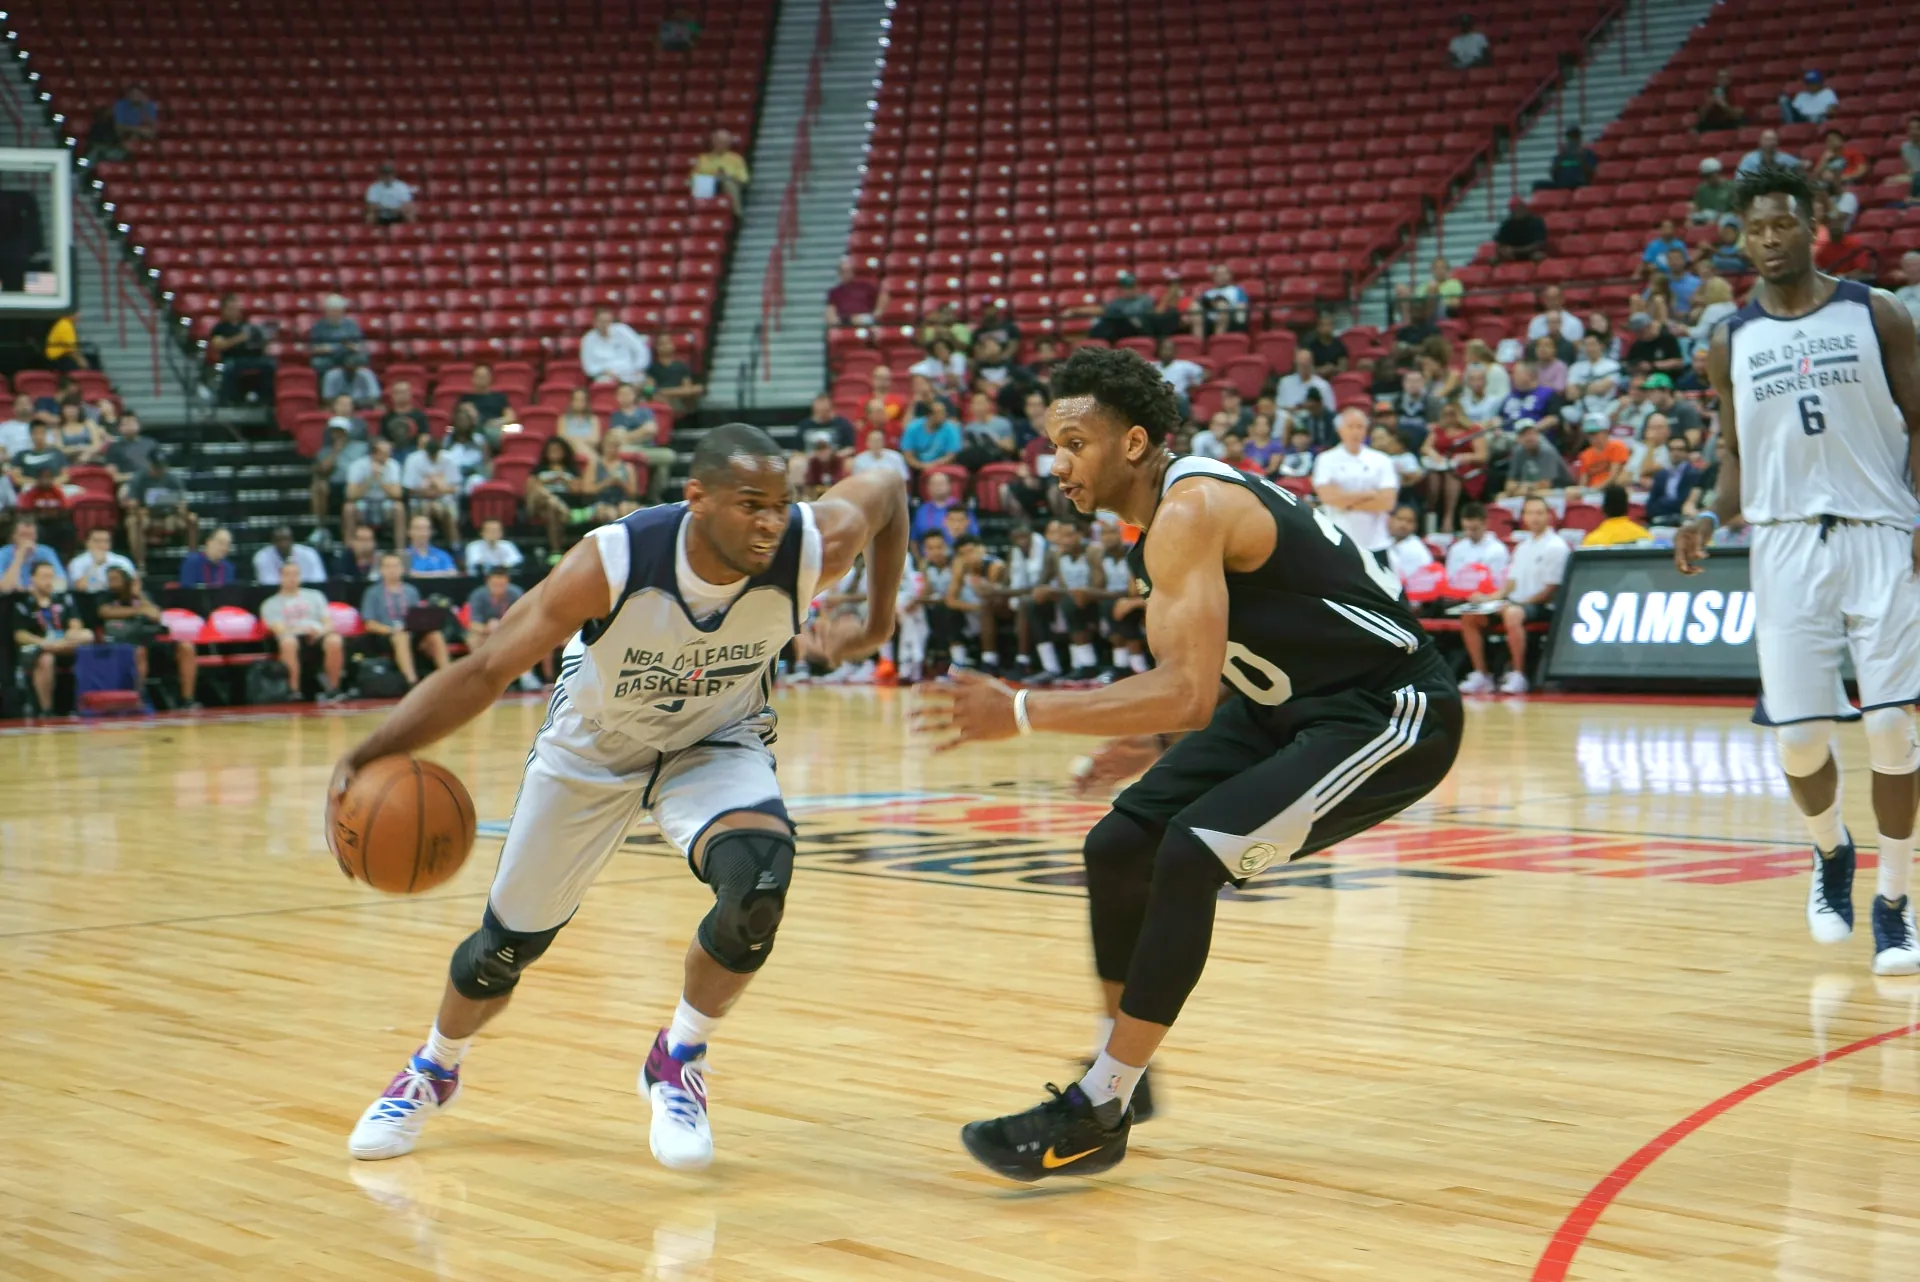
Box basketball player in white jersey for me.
[332,425,907,1167]
[1675,165,1920,975]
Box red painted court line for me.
[1532,1019,1920,1280]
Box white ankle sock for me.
[950,643,969,666]
[980,650,999,667]
[1806,798,1846,853]
[1069,642,1099,669]
[1093,1015,1115,1058]
[1037,641,1062,674]
[1079,1049,1146,1109]
[1878,832,1914,902]
[668,997,721,1059]
[1128,651,1150,673]
[422,1023,471,1070]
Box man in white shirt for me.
[1188,412,1232,461]
[1788,71,1838,124]
[849,428,911,484]
[1154,338,1207,405]
[1309,408,1399,552]
[1448,14,1489,68]
[1384,503,1434,581]
[402,433,464,545]
[579,306,652,385]
[251,525,327,585]
[66,527,137,592]
[1525,285,1584,346]
[1565,333,1623,413]
[1737,129,1803,176]
[1893,251,1920,327]
[464,518,525,575]
[345,438,406,547]
[363,163,415,225]
[1276,348,1335,412]
[1443,502,1512,586]
[259,560,346,701]
[0,393,33,459]
[1458,495,1569,695]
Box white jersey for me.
[1726,279,1920,527]
[1056,550,1096,591]
[1006,536,1049,593]
[553,503,822,755]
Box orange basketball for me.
[331,755,476,894]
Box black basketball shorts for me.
[1113,648,1463,884]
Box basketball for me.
[331,756,476,894]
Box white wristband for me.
[1013,688,1033,736]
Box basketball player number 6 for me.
[1798,393,1827,436]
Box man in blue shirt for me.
[899,399,962,474]
[308,295,381,406]
[0,516,66,592]
[1658,247,1702,312]
[1638,219,1689,280]
[401,514,459,577]
[909,470,972,544]
[179,528,237,588]
[112,86,158,144]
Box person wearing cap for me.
[364,162,415,225]
[308,294,380,406]
[1573,413,1630,489]
[1190,264,1248,338]
[1493,197,1549,263]
[1086,271,1172,343]
[1695,68,1744,133]
[1623,310,1685,377]
[1786,69,1838,125]
[1502,418,1573,497]
[1737,128,1802,176]
[1642,373,1703,441]
[1690,157,1736,224]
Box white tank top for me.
[554,503,822,754]
[1006,536,1049,592]
[1056,550,1094,591]
[1726,280,1919,526]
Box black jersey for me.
[1128,457,1432,705]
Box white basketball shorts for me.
[486,690,787,933]
[1752,519,1920,725]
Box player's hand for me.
[911,668,1019,752]
[796,612,874,668]
[1673,518,1712,576]
[325,756,357,879]
[1070,736,1165,796]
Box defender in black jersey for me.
[918,348,1462,1182]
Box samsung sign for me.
[1544,549,1769,683]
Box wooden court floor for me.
[5,687,1920,1280]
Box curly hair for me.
[1049,345,1183,442]
[1733,163,1819,223]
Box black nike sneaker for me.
[960,1082,1131,1182]
[1080,1058,1156,1122]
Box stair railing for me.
[758,0,832,385]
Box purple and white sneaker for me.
[348,1051,461,1161]
[642,1029,713,1170]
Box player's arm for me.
[1675,322,1741,575]
[330,540,611,791]
[1867,291,1920,574]
[808,465,909,657]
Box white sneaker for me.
[852,659,876,683]
[1807,836,1856,945]
[1499,671,1530,695]
[1871,894,1919,975]
[349,1051,462,1160]
[642,1030,713,1170]
[516,672,542,691]
[1459,671,1495,695]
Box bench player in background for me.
[1676,164,1920,975]
[334,426,906,1169]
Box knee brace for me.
[1775,720,1836,778]
[1864,706,1920,775]
[1083,809,1162,983]
[696,827,795,973]
[448,906,563,1000]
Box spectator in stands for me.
[401,512,458,579]
[909,470,969,544]
[1311,408,1398,554]
[1410,257,1464,319]
[1645,373,1702,440]
[1705,220,1752,275]
[957,391,1015,469]
[309,295,379,407]
[1623,311,1684,378]
[1527,285,1584,347]
[1896,115,1920,201]
[645,336,703,416]
[0,516,64,591]
[207,294,277,405]
[466,566,540,692]
[1635,219,1689,282]
[464,517,523,576]
[915,301,970,353]
[16,461,69,541]
[262,560,346,701]
[345,437,406,547]
[1448,13,1490,68]
[1573,414,1630,489]
[1677,344,1713,394]
[1459,363,1506,427]
[1502,418,1573,496]
[1737,130,1801,175]
[252,524,325,585]
[1687,278,1737,346]
[1395,367,1441,436]
[1784,70,1838,125]
[1526,336,1568,394]
[97,565,198,707]
[1446,502,1511,583]
[66,527,135,592]
[1689,158,1736,226]
[1153,338,1207,414]
[54,400,106,465]
[1493,198,1548,262]
[112,85,159,145]
[580,306,651,385]
[1815,208,1873,278]
[1582,485,1651,546]
[1304,313,1349,374]
[122,453,194,571]
[1656,247,1702,313]
[1189,264,1249,337]
[851,428,911,485]
[797,433,843,500]
[1539,127,1598,191]
[1499,362,1565,449]
[0,393,32,459]
[1187,411,1230,461]
[555,385,604,464]
[1566,332,1623,415]
[1895,251,1920,326]
[607,379,668,471]
[8,421,65,493]
[1458,495,1567,695]
[1384,504,1434,580]
[179,527,236,588]
[455,365,512,434]
[582,435,640,524]
[401,430,463,546]
[363,163,415,226]
[900,399,962,475]
[1393,297,1441,349]
[692,129,750,213]
[659,5,700,50]
[1421,402,1490,532]
[1464,339,1511,400]
[1295,390,1336,451]
[1631,414,1674,484]
[1812,129,1868,185]
[327,525,381,581]
[1612,375,1655,436]
[1240,414,1284,475]
[1645,439,1706,525]
[442,412,491,494]
[1695,69,1745,133]
[1216,386,1253,434]
[972,299,1020,353]
[525,438,581,551]
[909,338,968,397]
[1276,347,1335,413]
[359,552,450,687]
[824,257,885,326]
[12,560,91,713]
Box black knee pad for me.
[1084,809,1160,875]
[448,905,563,1000]
[696,827,795,973]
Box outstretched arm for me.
[807,466,909,659]
[1868,291,1920,575]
